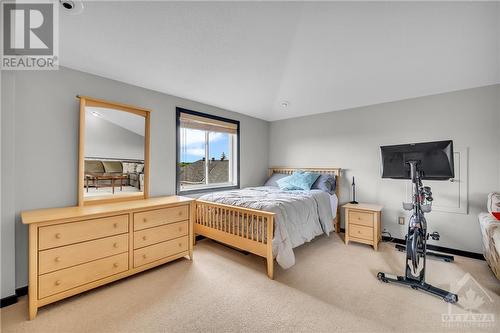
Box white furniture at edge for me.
[478,192,500,280]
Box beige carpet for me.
[2,235,499,332]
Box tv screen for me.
[380,140,454,180]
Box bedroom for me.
[1,1,499,332]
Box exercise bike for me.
[377,160,458,303]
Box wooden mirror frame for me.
[77,96,151,206]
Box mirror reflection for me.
[84,106,145,199]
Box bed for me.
[194,167,341,279]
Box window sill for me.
[177,185,239,196]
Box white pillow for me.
[122,162,135,174]
[487,193,500,213]
[135,164,144,173]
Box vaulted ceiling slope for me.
[60,1,500,121]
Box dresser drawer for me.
[134,236,188,267]
[39,234,128,274]
[134,205,189,231]
[349,224,373,241]
[134,221,188,249]
[39,215,129,250]
[38,252,128,299]
[348,210,374,227]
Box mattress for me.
[199,186,336,269]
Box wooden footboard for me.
[194,200,276,279]
[195,167,341,279]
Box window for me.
[176,108,239,194]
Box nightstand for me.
[343,203,383,250]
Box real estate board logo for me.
[1,0,58,70]
[441,273,495,328]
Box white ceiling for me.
[61,1,500,121]
[86,106,145,136]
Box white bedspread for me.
[199,186,335,269]
[330,193,338,218]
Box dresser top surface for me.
[22,196,194,224]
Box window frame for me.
[176,107,240,195]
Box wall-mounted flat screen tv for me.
[380,140,454,180]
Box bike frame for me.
[406,161,427,282]
[377,161,458,303]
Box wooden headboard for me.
[268,167,341,196]
[268,167,342,232]
[269,167,342,233]
[268,167,341,176]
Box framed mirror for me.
[78,96,150,206]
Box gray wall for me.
[1,71,17,299]
[1,67,269,295]
[269,85,500,254]
[1,66,497,298]
[85,114,145,160]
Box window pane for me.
[179,128,206,189]
[207,132,231,184]
[176,110,239,193]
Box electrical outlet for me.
[398,216,405,225]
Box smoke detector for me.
[59,0,84,15]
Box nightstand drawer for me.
[349,210,374,227]
[349,224,373,241]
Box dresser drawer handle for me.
[113,223,118,228]
[55,233,61,239]
[178,227,182,232]
[113,263,119,268]
[54,256,61,262]
[142,236,147,241]
[178,243,182,247]
[54,280,61,286]
[113,242,118,248]
[357,230,361,234]
[143,218,147,223]
[142,254,147,259]
[178,211,183,216]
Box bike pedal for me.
[430,231,440,241]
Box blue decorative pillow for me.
[277,172,320,191]
[311,174,337,194]
[276,175,302,190]
[264,173,288,187]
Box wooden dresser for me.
[21,196,194,319]
[343,203,383,250]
